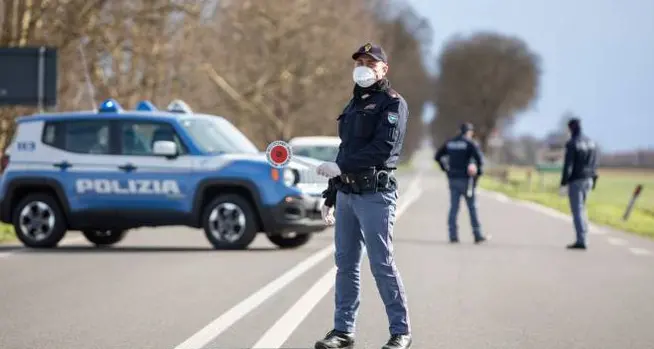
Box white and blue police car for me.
[0,99,329,249]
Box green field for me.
[479,166,654,238]
[0,223,14,243]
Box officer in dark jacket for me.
[434,122,489,243]
[315,42,412,349]
[560,118,599,250]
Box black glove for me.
[322,178,338,207]
[592,175,599,190]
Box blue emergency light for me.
[136,100,158,111]
[98,98,122,113]
[167,99,193,114]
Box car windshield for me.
[292,145,340,162]
[180,117,259,154]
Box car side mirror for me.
[153,140,178,158]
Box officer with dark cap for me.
[314,42,412,349]
[560,117,599,250]
[434,122,489,244]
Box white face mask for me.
[352,66,378,88]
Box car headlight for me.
[283,168,298,186]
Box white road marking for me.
[250,175,424,349]
[607,237,629,246]
[252,267,337,348]
[481,189,622,240]
[493,193,510,202]
[629,247,651,256]
[174,174,423,349]
[397,174,422,217]
[519,201,571,221]
[478,189,511,203]
[172,244,335,349]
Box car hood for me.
[200,152,324,171]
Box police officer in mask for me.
[560,118,599,250]
[315,43,412,349]
[434,122,489,244]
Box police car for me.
[0,99,329,250]
[288,136,341,162]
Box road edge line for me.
[172,244,335,349]
[252,267,338,348]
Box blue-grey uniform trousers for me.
[567,178,593,245]
[448,177,482,241]
[333,189,410,335]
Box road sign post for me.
[623,184,643,221]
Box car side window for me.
[42,120,111,154]
[119,120,187,156]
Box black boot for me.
[314,329,355,349]
[382,334,412,349]
[567,242,586,250]
[475,234,491,244]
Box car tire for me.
[12,193,67,248]
[202,194,258,250]
[266,232,313,249]
[82,230,127,247]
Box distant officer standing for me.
[315,43,412,349]
[434,122,489,244]
[560,118,599,250]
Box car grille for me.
[296,166,328,185]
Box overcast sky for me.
[405,0,654,152]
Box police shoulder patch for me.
[387,112,399,124]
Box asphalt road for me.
[1,162,654,349]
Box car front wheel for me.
[202,194,258,250]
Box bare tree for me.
[196,0,379,147]
[0,0,435,155]
[376,4,434,164]
[0,0,110,149]
[433,31,541,151]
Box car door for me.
[115,119,193,219]
[41,118,127,213]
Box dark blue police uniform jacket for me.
[322,79,408,206]
[335,79,408,174]
[434,134,484,179]
[560,132,599,186]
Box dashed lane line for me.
[629,247,652,256]
[607,237,629,246]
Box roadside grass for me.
[0,223,15,243]
[478,166,654,239]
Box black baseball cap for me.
[567,118,581,130]
[352,43,388,63]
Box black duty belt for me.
[339,168,395,194]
